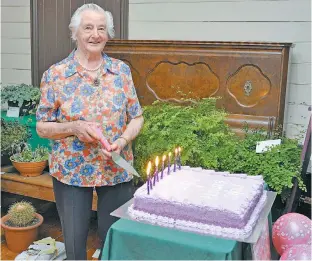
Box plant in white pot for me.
[10,144,49,177]
[1,201,44,253]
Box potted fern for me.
[1,201,44,252]
[10,144,49,177]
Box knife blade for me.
[111,151,140,177]
[95,128,141,177]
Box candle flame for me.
[147,161,152,175]
[162,155,166,161]
[155,156,159,167]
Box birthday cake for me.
[128,166,267,240]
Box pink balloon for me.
[272,213,311,255]
[280,244,311,260]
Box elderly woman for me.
[36,4,143,260]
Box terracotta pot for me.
[1,213,44,253]
[10,159,47,177]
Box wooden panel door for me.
[31,0,129,86]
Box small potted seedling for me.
[10,143,49,177]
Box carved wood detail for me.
[226,65,272,108]
[122,59,141,88]
[146,61,219,102]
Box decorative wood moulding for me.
[226,64,272,108]
[146,61,219,103]
[105,40,291,132]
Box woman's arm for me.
[118,115,144,148]
[36,121,100,142]
[101,115,144,159]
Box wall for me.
[129,0,311,140]
[1,0,32,85]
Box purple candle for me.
[153,170,158,185]
[167,152,172,175]
[174,148,177,172]
[161,155,166,179]
[178,147,182,170]
[147,161,152,194]
[150,178,153,190]
[147,176,150,195]
[155,156,159,182]
[153,171,157,186]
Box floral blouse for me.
[36,50,143,187]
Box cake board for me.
[110,191,276,244]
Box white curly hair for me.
[69,3,115,41]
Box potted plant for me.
[1,84,51,150]
[10,144,49,177]
[1,118,29,166]
[1,201,44,252]
[1,83,41,116]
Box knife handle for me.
[95,128,112,152]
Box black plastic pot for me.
[7,100,36,116]
[271,194,286,222]
[20,101,36,116]
[7,101,19,108]
[1,154,11,166]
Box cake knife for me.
[95,128,141,177]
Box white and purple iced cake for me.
[128,166,267,240]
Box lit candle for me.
[161,155,166,179]
[167,152,172,175]
[153,156,159,185]
[174,148,178,172]
[147,161,152,194]
[155,156,159,182]
[178,147,182,170]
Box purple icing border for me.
[128,191,268,240]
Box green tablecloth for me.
[101,219,244,260]
[101,186,274,260]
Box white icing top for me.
[135,166,264,215]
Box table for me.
[101,213,273,260]
[1,166,99,211]
[102,219,244,260]
[101,188,275,260]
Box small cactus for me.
[7,201,36,227]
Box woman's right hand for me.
[72,120,101,143]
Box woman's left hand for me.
[100,138,127,160]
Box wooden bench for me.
[1,166,98,211]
